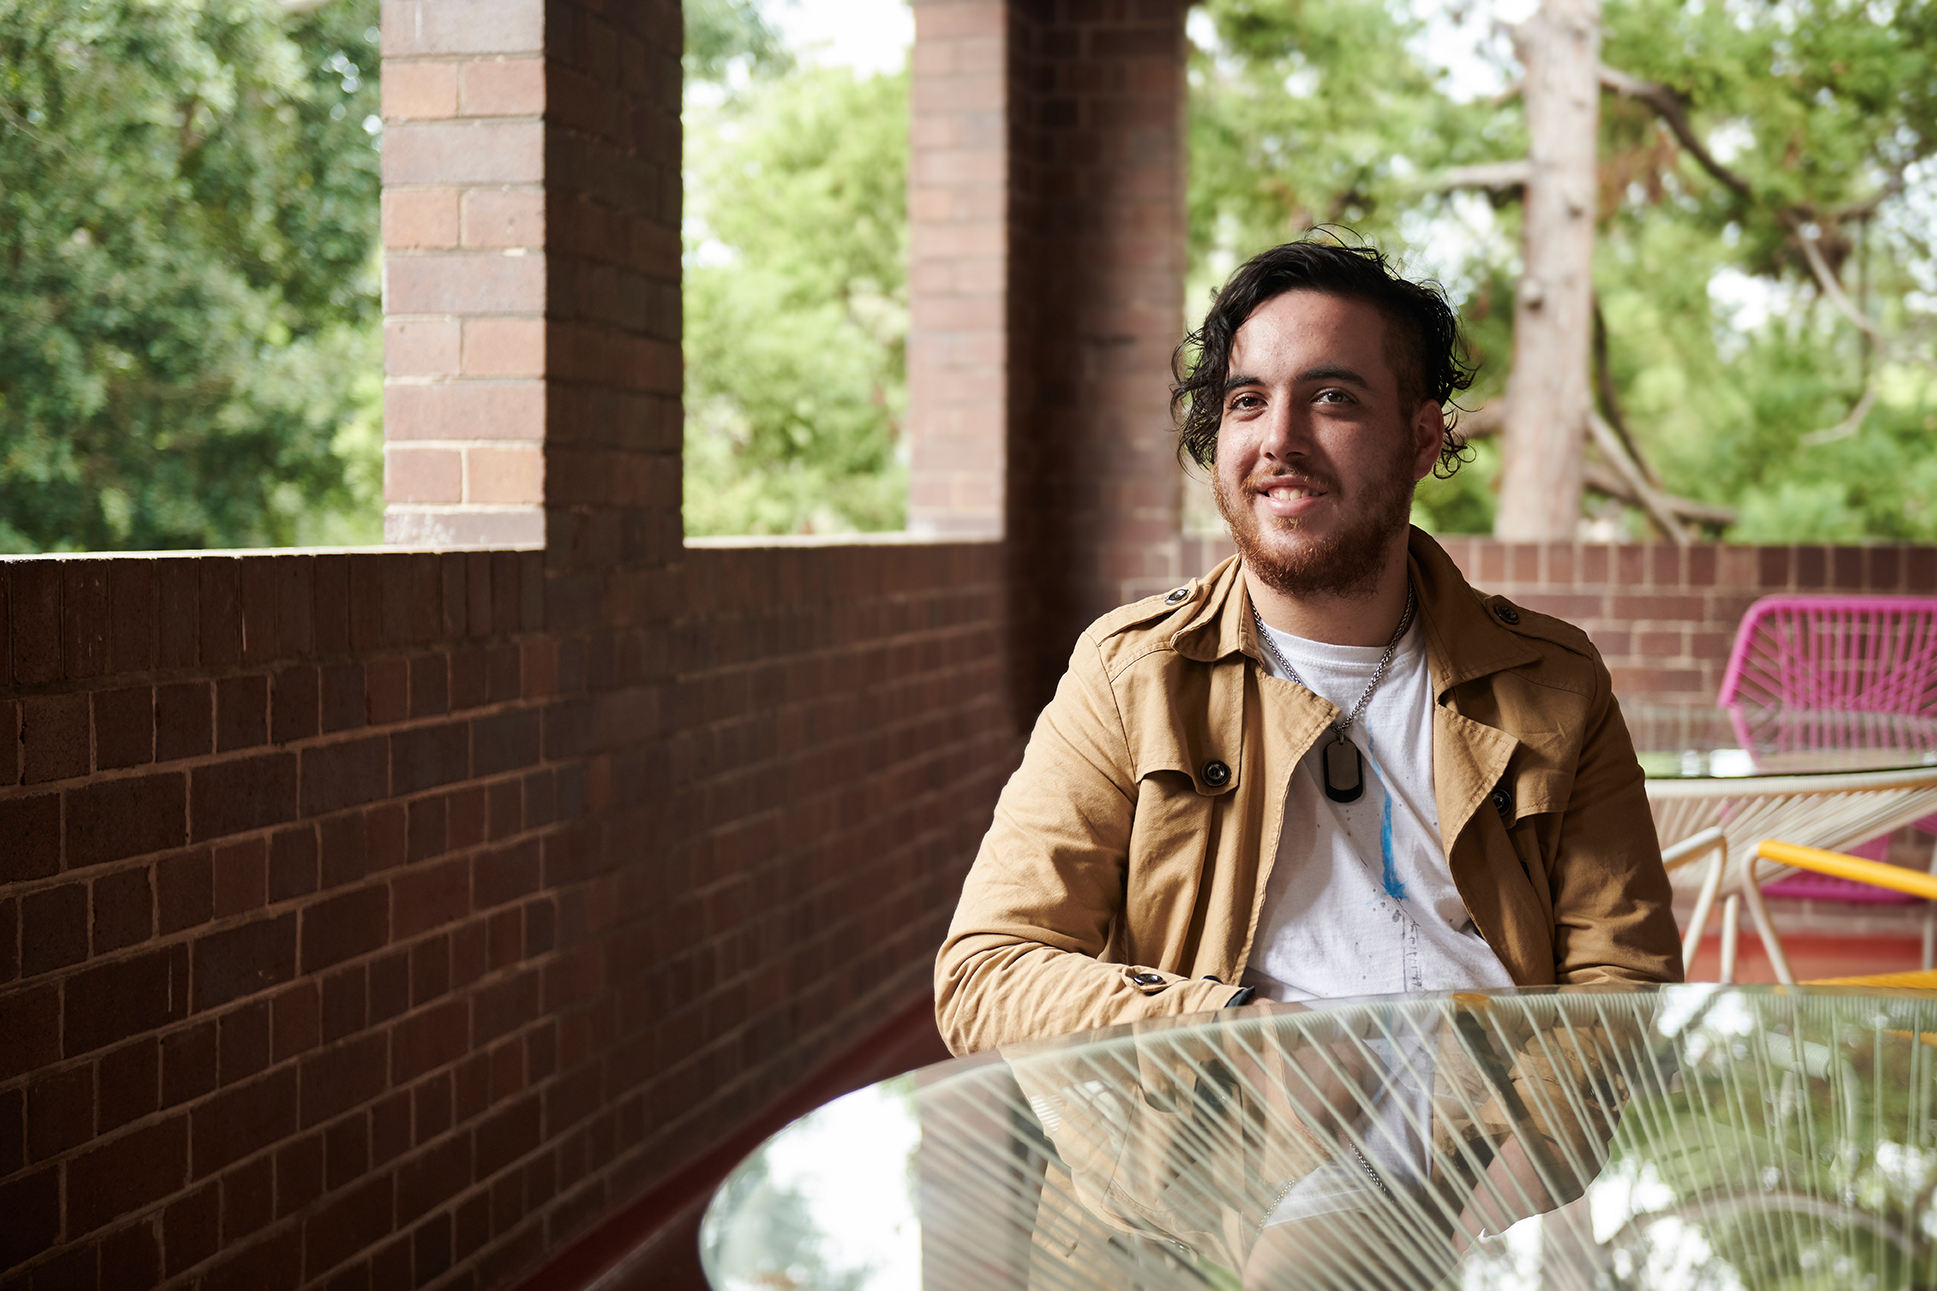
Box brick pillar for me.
[381,0,550,547]
[908,0,1190,719]
[907,1,1008,540]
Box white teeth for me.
[1267,486,1317,500]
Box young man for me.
[933,240,1680,1277]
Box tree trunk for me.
[1494,0,1601,540]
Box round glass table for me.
[701,986,1937,1290]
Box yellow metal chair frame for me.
[1750,840,1937,989]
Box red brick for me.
[26,1061,93,1161]
[367,656,409,726]
[449,650,489,711]
[93,866,154,953]
[203,1225,301,1291]
[213,838,268,918]
[11,561,63,685]
[304,1174,395,1283]
[163,1181,219,1276]
[100,1218,162,1289]
[369,802,407,874]
[385,446,462,504]
[0,792,60,881]
[94,686,155,770]
[393,722,471,794]
[302,736,390,817]
[155,680,212,761]
[272,981,321,1063]
[108,561,157,675]
[20,882,86,976]
[453,1051,489,1124]
[1832,546,1865,590]
[157,847,213,935]
[22,692,88,784]
[372,1089,411,1167]
[0,698,15,787]
[381,119,543,186]
[320,812,372,890]
[322,662,366,733]
[64,942,190,1058]
[383,381,547,443]
[382,57,457,118]
[314,555,351,655]
[68,1114,188,1235]
[410,554,443,646]
[407,655,450,720]
[275,1132,324,1218]
[406,795,447,862]
[192,913,297,1011]
[156,559,200,669]
[0,983,59,1081]
[486,779,520,840]
[382,188,460,249]
[370,949,410,1026]
[324,1111,369,1192]
[454,1192,488,1263]
[270,825,319,902]
[301,884,390,975]
[161,1020,217,1108]
[215,675,269,752]
[414,1211,453,1284]
[270,665,319,746]
[0,895,13,984]
[68,772,188,869]
[240,557,279,666]
[474,1092,539,1177]
[200,559,242,667]
[410,938,451,1011]
[278,558,315,658]
[1796,546,1827,588]
[300,1032,387,1131]
[460,55,544,115]
[220,1153,274,1245]
[98,1036,159,1133]
[191,752,298,841]
[473,969,539,1046]
[0,1165,59,1268]
[218,1001,271,1087]
[191,1066,297,1179]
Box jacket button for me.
[1202,760,1231,787]
[1131,972,1165,986]
[1490,787,1514,817]
[1164,586,1190,605]
[1493,602,1520,625]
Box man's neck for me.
[1245,544,1413,647]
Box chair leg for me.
[1740,873,1796,985]
[1683,840,1728,977]
[1925,835,1937,973]
[1720,895,1740,985]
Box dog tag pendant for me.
[1323,734,1364,803]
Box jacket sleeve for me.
[935,633,1240,1056]
[1548,668,1683,987]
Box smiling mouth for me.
[1258,478,1328,501]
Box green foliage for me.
[683,0,791,83]
[1186,0,1937,541]
[682,58,909,536]
[0,0,384,551]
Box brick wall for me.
[0,539,1011,1290]
[1185,534,1937,701]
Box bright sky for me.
[766,0,913,76]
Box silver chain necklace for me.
[1250,581,1416,804]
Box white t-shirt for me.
[1242,616,1513,1004]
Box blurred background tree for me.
[681,0,909,537]
[0,0,383,551]
[1186,0,1937,542]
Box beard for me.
[1213,450,1417,601]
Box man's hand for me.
[1450,1133,1584,1255]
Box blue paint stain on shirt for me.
[1365,739,1407,902]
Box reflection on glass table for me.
[701,987,1937,1290]
[1627,704,1937,781]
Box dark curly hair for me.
[1170,237,1478,477]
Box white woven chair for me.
[1648,765,1937,983]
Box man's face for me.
[1211,290,1443,600]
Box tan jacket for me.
[936,529,1682,1056]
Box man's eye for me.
[1228,393,1263,411]
[1314,388,1351,404]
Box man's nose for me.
[1257,401,1307,462]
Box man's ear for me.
[1410,401,1445,482]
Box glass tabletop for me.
[1628,703,1937,779]
[701,986,1937,1290]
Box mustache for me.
[1245,469,1339,493]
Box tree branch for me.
[1798,386,1878,447]
[1787,220,1887,347]
[1434,160,1533,194]
[1598,64,1754,200]
[1588,410,1689,543]
[1592,293,1658,486]
[1583,460,1738,529]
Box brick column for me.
[381,0,549,547]
[906,0,1008,540]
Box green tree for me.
[1185,0,1937,541]
[0,0,383,552]
[681,20,908,537]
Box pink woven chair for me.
[1717,594,1937,900]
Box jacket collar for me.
[1171,528,1540,698]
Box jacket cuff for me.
[1224,986,1256,1007]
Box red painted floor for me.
[1686,933,1927,983]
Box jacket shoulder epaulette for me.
[1481,592,1601,663]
